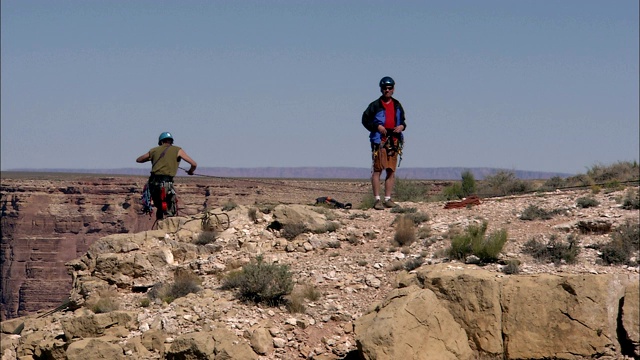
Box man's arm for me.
[178,149,197,175]
[136,152,151,163]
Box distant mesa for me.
[4,167,574,180]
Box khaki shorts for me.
[371,144,398,172]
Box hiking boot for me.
[373,200,385,210]
[384,199,398,208]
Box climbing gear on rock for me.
[315,196,352,209]
[200,208,230,231]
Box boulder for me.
[354,286,473,360]
[66,337,125,360]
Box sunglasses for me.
[383,86,394,91]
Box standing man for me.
[136,132,197,220]
[362,76,407,210]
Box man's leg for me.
[384,169,395,198]
[371,171,382,197]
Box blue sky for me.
[2,0,638,175]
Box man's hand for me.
[393,124,405,133]
[377,125,387,136]
[187,168,195,176]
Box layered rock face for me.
[0,174,372,321]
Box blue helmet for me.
[379,76,395,88]
[158,132,173,145]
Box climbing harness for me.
[374,132,404,167]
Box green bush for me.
[447,221,508,263]
[502,260,521,275]
[461,170,477,196]
[473,229,508,262]
[586,161,640,183]
[576,197,600,209]
[394,178,430,202]
[481,170,530,196]
[222,255,293,305]
[522,234,580,264]
[442,182,464,200]
[541,176,567,191]
[622,189,639,210]
[222,200,238,212]
[358,194,376,210]
[148,269,202,304]
[393,215,416,247]
[520,205,557,220]
[596,220,639,265]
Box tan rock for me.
[249,326,273,355]
[66,337,125,360]
[354,286,473,360]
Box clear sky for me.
[2,0,638,175]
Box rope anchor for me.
[201,209,230,232]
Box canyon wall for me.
[0,173,371,320]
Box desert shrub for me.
[347,235,361,245]
[286,284,322,313]
[87,289,120,313]
[447,221,508,263]
[461,170,477,197]
[576,197,600,209]
[622,189,639,210]
[481,170,530,196]
[587,161,640,184]
[222,255,293,305]
[393,215,416,247]
[541,176,567,191]
[520,205,556,220]
[194,230,218,245]
[406,212,430,224]
[501,260,521,275]
[222,200,237,212]
[442,182,464,200]
[394,178,430,202]
[417,226,431,240]
[248,208,259,223]
[473,229,508,262]
[286,293,306,314]
[349,212,370,220]
[139,298,151,308]
[358,194,376,210]
[301,284,321,301]
[391,207,417,214]
[403,256,424,271]
[282,222,307,240]
[522,234,580,264]
[257,202,277,214]
[595,220,639,265]
[148,269,202,304]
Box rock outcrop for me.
[355,264,640,359]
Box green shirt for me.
[149,145,181,176]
